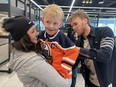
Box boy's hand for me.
[47,57,53,64]
[76,47,80,51]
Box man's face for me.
[42,15,62,36]
[70,17,87,36]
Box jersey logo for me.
[50,43,56,49]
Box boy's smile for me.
[42,15,62,36]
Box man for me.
[69,9,116,87]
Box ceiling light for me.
[65,0,76,22]
[86,0,89,4]
[98,1,104,4]
[68,0,76,12]
[30,0,43,11]
[82,0,86,3]
[89,0,92,3]
[83,0,92,4]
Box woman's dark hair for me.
[12,34,52,62]
[12,34,42,53]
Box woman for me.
[1,16,71,87]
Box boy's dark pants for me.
[71,66,78,87]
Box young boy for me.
[39,4,79,79]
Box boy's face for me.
[42,15,62,36]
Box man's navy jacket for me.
[75,26,116,87]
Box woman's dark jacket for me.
[75,26,116,87]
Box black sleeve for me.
[80,27,115,63]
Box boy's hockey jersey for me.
[39,30,79,78]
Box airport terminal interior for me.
[0,0,116,87]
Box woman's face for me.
[27,25,39,44]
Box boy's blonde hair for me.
[43,4,64,21]
[69,9,90,25]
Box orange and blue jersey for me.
[39,30,79,78]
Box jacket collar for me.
[88,26,96,38]
[44,30,60,39]
[80,26,96,39]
